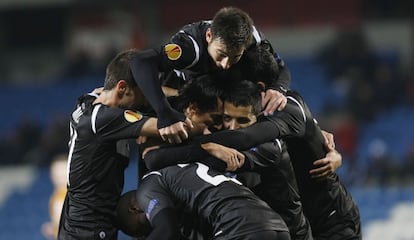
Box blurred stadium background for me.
[0,0,413,239]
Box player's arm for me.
[191,99,304,149]
[129,49,189,144]
[193,120,282,150]
[143,141,244,172]
[143,144,210,171]
[238,140,283,172]
[309,148,342,179]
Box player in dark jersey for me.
[117,162,291,240]
[129,6,290,144]
[137,74,226,180]
[152,86,360,240]
[183,46,362,240]
[143,80,314,240]
[143,43,361,239]
[58,49,161,240]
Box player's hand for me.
[262,89,287,115]
[159,118,193,144]
[91,87,104,95]
[321,130,335,150]
[309,149,342,179]
[201,142,245,171]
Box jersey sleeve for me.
[136,174,180,239]
[240,140,283,172]
[92,105,150,141]
[265,92,309,138]
[130,49,186,128]
[143,144,210,171]
[191,95,308,149]
[157,32,199,71]
[137,174,175,222]
[192,120,281,150]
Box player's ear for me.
[256,81,266,92]
[186,103,198,118]
[206,28,212,43]
[117,80,128,94]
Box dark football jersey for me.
[137,163,289,239]
[143,138,313,240]
[272,92,361,239]
[159,21,263,75]
[129,20,289,128]
[241,141,314,240]
[58,93,150,239]
[188,91,361,239]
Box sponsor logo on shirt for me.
[165,43,182,60]
[124,110,143,123]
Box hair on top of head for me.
[235,44,280,86]
[222,80,262,116]
[211,7,253,50]
[176,74,224,113]
[104,49,140,90]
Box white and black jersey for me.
[193,91,362,240]
[130,20,289,128]
[143,137,313,240]
[58,93,150,240]
[138,163,289,240]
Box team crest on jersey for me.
[124,110,143,123]
[165,43,182,60]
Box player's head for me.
[116,190,151,238]
[235,43,280,86]
[104,49,148,109]
[222,80,262,130]
[207,7,253,70]
[176,74,223,135]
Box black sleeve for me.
[191,97,305,149]
[192,120,281,150]
[197,141,282,174]
[239,141,282,172]
[144,144,209,171]
[147,208,182,240]
[129,49,185,129]
[144,143,228,172]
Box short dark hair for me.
[236,44,280,86]
[176,74,223,113]
[104,49,139,90]
[211,7,253,52]
[222,80,262,116]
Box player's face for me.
[206,30,244,70]
[187,98,223,136]
[222,101,257,130]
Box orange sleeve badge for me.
[165,44,182,60]
[124,110,143,123]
